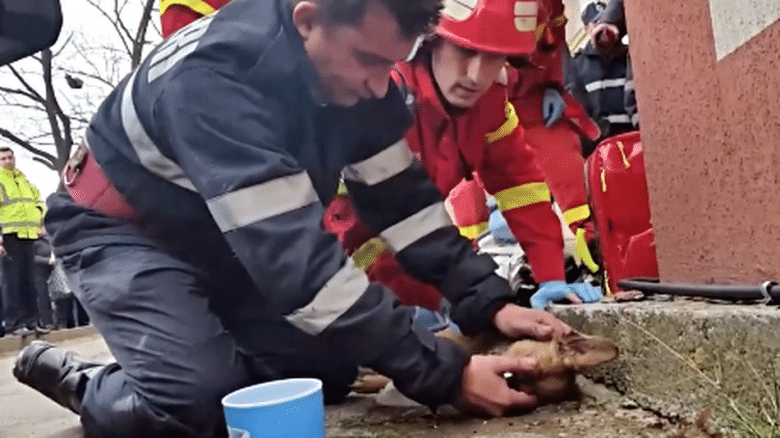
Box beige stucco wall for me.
[624,0,780,283]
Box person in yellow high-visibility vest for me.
[0,147,45,335]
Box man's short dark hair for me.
[0,147,13,155]
[291,0,442,38]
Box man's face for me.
[431,39,508,109]
[295,1,418,106]
[0,151,15,170]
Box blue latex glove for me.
[411,306,456,333]
[488,206,516,244]
[542,87,566,127]
[530,280,603,310]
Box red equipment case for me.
[585,131,659,293]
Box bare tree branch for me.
[7,66,46,103]
[0,86,43,103]
[84,0,133,57]
[131,0,156,67]
[56,67,115,88]
[0,0,157,174]
[32,155,57,170]
[0,127,57,164]
[2,102,47,112]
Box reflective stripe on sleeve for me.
[562,204,591,227]
[121,70,197,191]
[285,258,369,335]
[485,102,519,144]
[458,221,488,240]
[494,182,551,212]
[342,139,414,186]
[380,202,452,252]
[606,114,631,124]
[206,171,320,232]
[352,237,389,271]
[585,78,627,93]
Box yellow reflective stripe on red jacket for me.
[336,179,348,196]
[562,204,591,227]
[352,237,389,271]
[160,0,215,17]
[494,182,551,212]
[485,102,519,144]
[536,13,567,41]
[458,221,488,240]
[551,13,567,28]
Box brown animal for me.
[353,329,619,409]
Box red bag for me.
[585,131,659,293]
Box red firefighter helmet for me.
[437,0,538,55]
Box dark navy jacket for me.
[566,41,632,138]
[46,0,517,407]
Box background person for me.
[0,147,46,335]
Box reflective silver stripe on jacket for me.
[585,77,627,92]
[606,114,631,124]
[147,14,214,83]
[0,220,40,228]
[380,202,452,252]
[342,139,414,186]
[121,69,197,191]
[206,171,320,232]
[285,258,369,335]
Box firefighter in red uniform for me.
[448,0,603,279]
[159,0,231,38]
[324,0,603,312]
[489,0,600,274]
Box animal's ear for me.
[560,331,619,371]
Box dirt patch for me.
[326,378,719,438]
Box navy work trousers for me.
[61,243,358,438]
[2,234,38,331]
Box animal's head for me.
[503,331,619,405]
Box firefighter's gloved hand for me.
[488,205,516,244]
[542,88,565,127]
[530,281,603,310]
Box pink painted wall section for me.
[624,0,780,283]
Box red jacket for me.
[159,0,231,38]
[511,0,599,140]
[394,52,565,283]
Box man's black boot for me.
[12,340,105,414]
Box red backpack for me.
[585,131,659,293]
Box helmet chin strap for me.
[405,35,424,62]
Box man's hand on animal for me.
[456,354,539,416]
[530,281,603,310]
[493,303,571,340]
[542,87,566,127]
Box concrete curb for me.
[551,298,780,423]
[0,325,98,357]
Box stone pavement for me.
[0,321,693,438]
[0,330,106,438]
[9,295,770,437]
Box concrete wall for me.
[624,0,780,283]
[563,0,584,46]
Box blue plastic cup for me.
[221,378,325,438]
